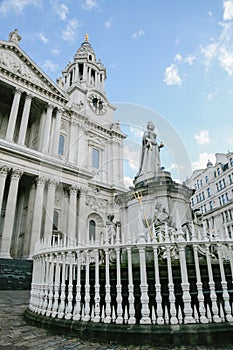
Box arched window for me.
[53,210,59,231]
[89,220,96,242]
[58,134,65,155]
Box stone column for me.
[68,119,77,163]
[42,104,53,153]
[29,177,46,258]
[0,169,23,258]
[67,185,78,246]
[0,165,9,214]
[18,94,32,145]
[6,89,22,141]
[44,179,57,242]
[77,186,87,245]
[53,108,62,155]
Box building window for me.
[191,198,194,206]
[207,188,211,197]
[200,179,203,187]
[217,167,221,175]
[209,201,213,210]
[58,134,65,156]
[89,220,96,242]
[92,148,100,169]
[230,158,233,167]
[53,210,59,231]
[216,183,219,191]
[205,175,208,183]
[223,179,226,188]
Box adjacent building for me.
[187,152,233,239]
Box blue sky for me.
[1,0,233,185]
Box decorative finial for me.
[9,29,21,45]
[85,33,89,41]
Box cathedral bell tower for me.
[59,34,115,123]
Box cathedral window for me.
[89,219,96,242]
[92,148,100,169]
[58,134,65,156]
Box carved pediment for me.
[0,44,66,99]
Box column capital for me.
[25,93,33,101]
[11,168,23,179]
[0,165,10,176]
[36,176,46,186]
[69,185,80,195]
[47,177,59,187]
[15,87,23,95]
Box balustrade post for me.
[104,249,112,323]
[82,251,91,321]
[138,244,151,324]
[205,243,221,323]
[217,243,233,322]
[93,249,100,322]
[153,245,164,325]
[46,255,55,317]
[166,245,178,324]
[52,253,61,318]
[116,247,123,324]
[127,247,136,324]
[178,241,195,324]
[73,251,82,321]
[58,253,66,319]
[193,245,208,323]
[65,252,74,319]
[41,255,50,315]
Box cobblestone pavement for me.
[0,291,233,350]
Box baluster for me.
[29,256,37,311]
[41,255,50,315]
[138,244,151,324]
[116,247,123,324]
[38,256,46,314]
[73,251,81,321]
[205,243,221,323]
[153,245,164,325]
[177,241,195,324]
[65,253,74,319]
[193,244,208,323]
[104,248,111,323]
[32,256,40,312]
[166,245,178,324]
[46,255,55,316]
[217,243,233,322]
[83,250,91,321]
[127,247,136,324]
[58,253,66,319]
[52,253,61,318]
[93,249,100,322]
[151,305,156,324]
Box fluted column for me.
[42,104,53,153]
[6,89,22,141]
[18,94,32,145]
[0,165,9,214]
[29,177,46,258]
[68,119,77,163]
[68,185,78,246]
[0,169,23,258]
[53,108,62,155]
[44,179,57,242]
[77,186,87,245]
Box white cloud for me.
[43,59,59,72]
[200,41,218,66]
[105,17,112,29]
[223,0,233,21]
[82,0,98,10]
[194,129,210,145]
[39,33,48,43]
[62,18,79,42]
[124,176,134,188]
[123,144,140,171]
[205,87,219,101]
[131,29,144,39]
[192,152,215,170]
[163,64,183,86]
[51,48,60,56]
[129,126,144,140]
[54,3,69,20]
[0,0,39,16]
[218,46,233,75]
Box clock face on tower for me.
[88,93,107,115]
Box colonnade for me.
[0,164,80,258]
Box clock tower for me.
[59,34,115,123]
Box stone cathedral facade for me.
[0,30,125,259]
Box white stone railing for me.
[29,226,233,326]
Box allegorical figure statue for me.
[135,121,163,182]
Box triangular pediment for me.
[0,40,67,100]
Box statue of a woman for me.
[135,121,163,182]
